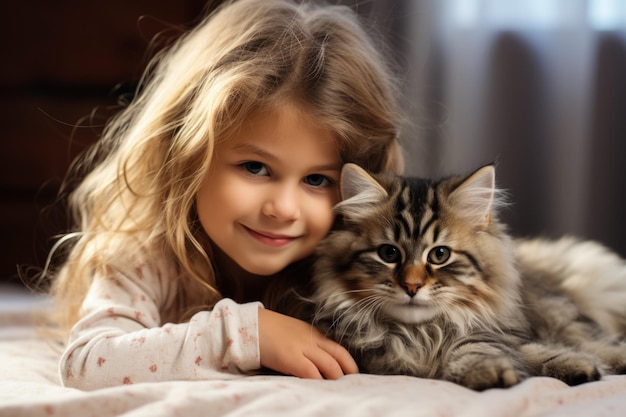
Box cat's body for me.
[272,164,626,390]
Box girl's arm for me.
[60,264,261,390]
[60,262,357,390]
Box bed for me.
[2,283,625,417]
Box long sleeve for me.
[59,262,262,390]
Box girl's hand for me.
[257,308,358,379]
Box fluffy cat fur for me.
[271,163,626,390]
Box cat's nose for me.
[402,264,426,297]
[402,283,421,297]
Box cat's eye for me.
[377,244,402,263]
[427,246,451,265]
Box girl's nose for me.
[262,184,301,221]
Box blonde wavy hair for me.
[45,0,405,337]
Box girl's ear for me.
[336,163,388,219]
[448,164,497,225]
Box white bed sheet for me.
[1,284,625,417]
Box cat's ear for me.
[448,164,498,225]
[336,163,388,218]
[340,163,388,201]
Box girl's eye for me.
[241,161,269,176]
[427,246,451,265]
[304,174,331,188]
[377,244,402,263]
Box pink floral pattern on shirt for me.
[60,262,262,390]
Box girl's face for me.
[196,104,342,276]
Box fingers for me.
[316,338,359,376]
[304,348,344,380]
[257,308,358,379]
[303,338,358,380]
[286,356,324,380]
[283,345,349,380]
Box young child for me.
[46,0,404,390]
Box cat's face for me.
[313,164,518,326]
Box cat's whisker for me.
[317,293,387,345]
[329,295,376,326]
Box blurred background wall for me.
[2,0,626,284]
[356,0,626,256]
[0,0,207,284]
[381,0,626,255]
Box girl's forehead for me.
[249,101,321,127]
[218,103,341,166]
[229,103,336,142]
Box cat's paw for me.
[612,362,626,375]
[444,355,527,391]
[593,345,626,375]
[541,352,604,386]
[610,355,626,375]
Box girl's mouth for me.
[243,226,298,247]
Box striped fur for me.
[303,163,626,390]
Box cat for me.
[269,163,626,390]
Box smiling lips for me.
[243,226,298,247]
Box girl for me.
[45,0,404,390]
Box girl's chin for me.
[238,260,290,277]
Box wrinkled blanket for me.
[1,285,625,417]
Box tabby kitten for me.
[292,163,626,390]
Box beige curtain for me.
[353,0,626,255]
